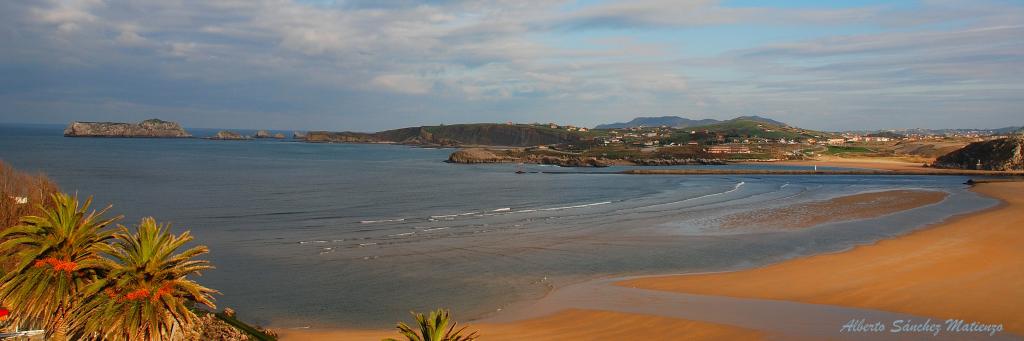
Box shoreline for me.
[278,179,1020,340]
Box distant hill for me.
[595,116,720,129]
[933,137,1024,170]
[304,123,583,147]
[664,118,833,144]
[731,115,788,127]
[595,115,787,129]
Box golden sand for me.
[277,309,769,340]
[620,182,1024,334]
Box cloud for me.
[370,74,432,95]
[0,0,1021,131]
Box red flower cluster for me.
[33,257,77,273]
[0,307,9,321]
[104,283,177,303]
[152,283,174,302]
[124,288,151,301]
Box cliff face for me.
[933,137,1024,171]
[304,131,378,143]
[64,119,191,138]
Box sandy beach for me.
[279,168,1023,340]
[619,181,1024,335]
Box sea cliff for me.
[933,136,1024,171]
[64,119,191,138]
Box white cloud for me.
[370,74,432,95]
[2,0,1021,130]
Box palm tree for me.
[75,217,218,341]
[0,193,120,340]
[383,308,479,341]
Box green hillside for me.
[665,118,834,144]
[306,123,585,146]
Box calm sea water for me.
[0,124,997,328]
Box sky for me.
[0,0,1021,132]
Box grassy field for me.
[824,145,875,155]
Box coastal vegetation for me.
[0,163,276,340]
[383,309,479,341]
[0,160,59,232]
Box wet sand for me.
[749,157,932,171]
[620,182,1024,335]
[720,189,949,230]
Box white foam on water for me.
[541,201,613,211]
[360,218,405,224]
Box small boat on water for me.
[515,163,526,174]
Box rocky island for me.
[64,119,191,138]
[208,130,251,140]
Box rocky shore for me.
[933,136,1024,171]
[446,148,729,167]
[64,119,191,138]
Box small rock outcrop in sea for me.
[933,137,1024,171]
[447,148,515,163]
[447,148,615,167]
[529,155,612,167]
[272,133,286,139]
[254,130,271,138]
[209,130,250,140]
[64,119,191,138]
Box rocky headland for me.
[300,124,582,147]
[64,119,191,138]
[933,136,1024,171]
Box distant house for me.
[578,127,588,132]
[706,145,752,154]
[826,138,846,146]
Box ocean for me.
[0,123,997,328]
